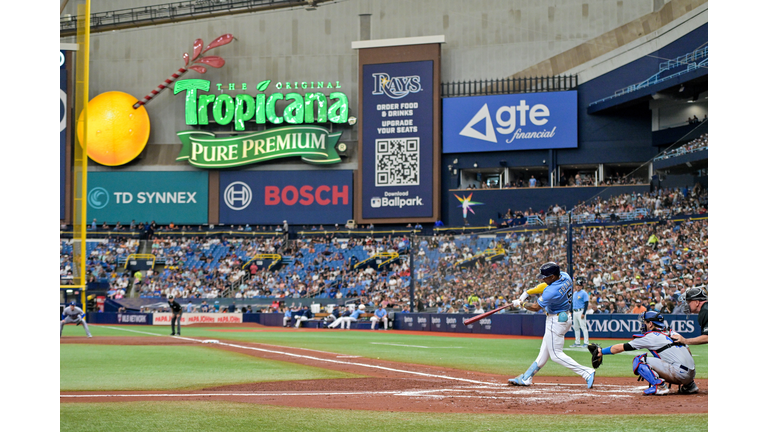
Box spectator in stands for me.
[631,299,647,314]
[529,175,537,188]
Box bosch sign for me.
[219,170,352,225]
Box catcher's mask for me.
[639,310,668,332]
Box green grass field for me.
[63,324,708,379]
[61,402,708,432]
[60,325,708,431]
[61,344,359,391]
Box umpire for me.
[168,295,182,336]
[670,287,707,395]
[672,287,708,346]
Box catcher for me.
[587,311,695,396]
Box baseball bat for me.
[463,304,513,325]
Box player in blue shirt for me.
[571,279,590,347]
[370,304,389,330]
[509,262,596,388]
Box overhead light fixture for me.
[678,85,685,93]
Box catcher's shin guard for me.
[633,354,663,386]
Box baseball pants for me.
[646,357,695,386]
[328,317,357,329]
[294,316,309,328]
[283,316,292,327]
[572,310,589,344]
[370,316,389,330]
[534,314,594,380]
[171,312,182,335]
[60,316,92,337]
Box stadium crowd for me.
[61,186,707,317]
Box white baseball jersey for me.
[63,306,85,320]
[629,331,695,370]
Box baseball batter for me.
[508,262,596,388]
[591,311,695,395]
[60,302,92,338]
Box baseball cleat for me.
[679,381,699,394]
[586,372,595,389]
[508,375,532,386]
[87,335,92,338]
[644,383,669,395]
[569,343,581,347]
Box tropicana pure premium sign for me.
[174,79,350,168]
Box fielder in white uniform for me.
[571,282,590,347]
[60,302,92,337]
[509,262,596,388]
[595,311,695,395]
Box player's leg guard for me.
[633,354,665,395]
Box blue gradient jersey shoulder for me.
[442,91,577,153]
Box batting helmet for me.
[683,287,707,302]
[640,310,667,331]
[537,262,560,280]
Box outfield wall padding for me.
[84,312,703,339]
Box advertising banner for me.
[219,170,352,225]
[443,91,577,153]
[153,312,243,326]
[87,171,208,224]
[565,313,700,339]
[361,61,434,219]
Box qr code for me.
[375,138,420,187]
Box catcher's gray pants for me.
[646,357,695,386]
[61,316,91,337]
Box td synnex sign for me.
[86,172,209,224]
[442,91,577,153]
[219,170,352,225]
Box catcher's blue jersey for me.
[537,272,573,314]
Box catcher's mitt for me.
[587,343,603,369]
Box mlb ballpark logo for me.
[370,197,381,208]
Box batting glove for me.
[511,300,522,308]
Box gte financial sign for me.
[442,91,577,153]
